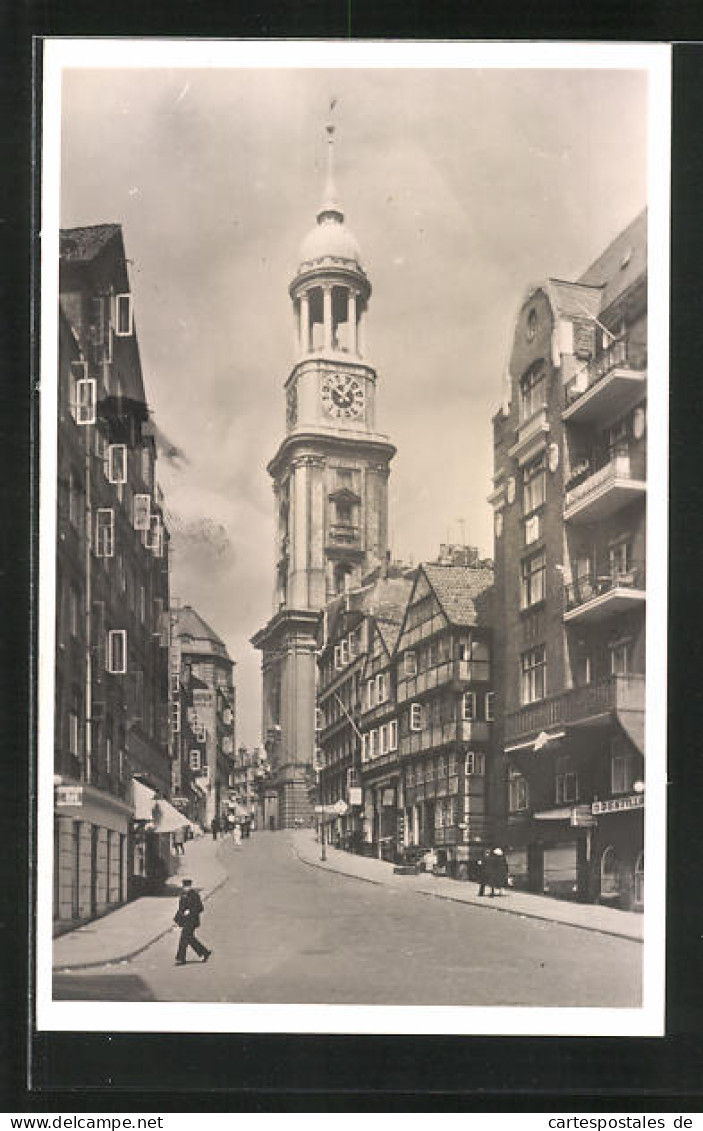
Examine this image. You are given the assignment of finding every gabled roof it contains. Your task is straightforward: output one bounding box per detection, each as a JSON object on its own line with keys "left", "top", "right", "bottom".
{"left": 60, "top": 223, "right": 122, "bottom": 263}
{"left": 174, "top": 605, "right": 232, "bottom": 662}
{"left": 578, "top": 208, "right": 647, "bottom": 314}
{"left": 421, "top": 564, "right": 494, "bottom": 628}
{"left": 375, "top": 617, "right": 404, "bottom": 656}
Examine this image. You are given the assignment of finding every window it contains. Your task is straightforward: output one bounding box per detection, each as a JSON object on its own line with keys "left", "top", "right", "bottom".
{"left": 379, "top": 725, "right": 388, "bottom": 755}
{"left": 389, "top": 719, "right": 398, "bottom": 751}
{"left": 525, "top": 513, "right": 540, "bottom": 545}
{"left": 76, "top": 378, "right": 97, "bottom": 425}
{"left": 315, "top": 708, "right": 323, "bottom": 732}
{"left": 348, "top": 631, "right": 358, "bottom": 658}
{"left": 404, "top": 651, "right": 417, "bottom": 677}
{"left": 68, "top": 687, "right": 81, "bottom": 757}
{"left": 189, "top": 749, "right": 201, "bottom": 772}
{"left": 114, "top": 293, "right": 134, "bottom": 336}
{"left": 462, "top": 692, "right": 476, "bottom": 721}
{"left": 485, "top": 692, "right": 495, "bottom": 722}
{"left": 465, "top": 751, "right": 485, "bottom": 776}
{"left": 555, "top": 760, "right": 579, "bottom": 804}
{"left": 610, "top": 640, "right": 631, "bottom": 676}
{"left": 95, "top": 508, "right": 115, "bottom": 558}
{"left": 600, "top": 846, "right": 619, "bottom": 896}
{"left": 519, "top": 361, "right": 546, "bottom": 422}
{"left": 522, "top": 454, "right": 546, "bottom": 514}
{"left": 366, "top": 679, "right": 376, "bottom": 710}
{"left": 521, "top": 549, "right": 546, "bottom": 609}
{"left": 340, "top": 639, "right": 350, "bottom": 665}
{"left": 133, "top": 494, "right": 151, "bottom": 531}
{"left": 608, "top": 541, "right": 631, "bottom": 578}
{"left": 410, "top": 702, "right": 423, "bottom": 731}
{"left": 370, "top": 729, "right": 379, "bottom": 757}
{"left": 334, "top": 645, "right": 342, "bottom": 669}
{"left": 376, "top": 673, "right": 387, "bottom": 704}
{"left": 361, "top": 733, "right": 369, "bottom": 762}
{"left": 69, "top": 360, "right": 88, "bottom": 420}
{"left": 508, "top": 768, "right": 528, "bottom": 812}
{"left": 107, "top": 444, "right": 127, "bottom": 485}
{"left": 521, "top": 645, "right": 546, "bottom": 704}
{"left": 611, "top": 752, "right": 635, "bottom": 794}
{"left": 69, "top": 585, "right": 80, "bottom": 637}
{"left": 106, "top": 629, "right": 127, "bottom": 674}
{"left": 149, "top": 515, "right": 164, "bottom": 558}
{"left": 141, "top": 446, "right": 152, "bottom": 489}
{"left": 170, "top": 671, "right": 180, "bottom": 697}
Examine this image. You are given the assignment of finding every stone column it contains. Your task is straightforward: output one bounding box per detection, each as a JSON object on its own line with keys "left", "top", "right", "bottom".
{"left": 323, "top": 285, "right": 333, "bottom": 351}
{"left": 300, "top": 292, "right": 310, "bottom": 354}
{"left": 348, "top": 290, "right": 358, "bottom": 355}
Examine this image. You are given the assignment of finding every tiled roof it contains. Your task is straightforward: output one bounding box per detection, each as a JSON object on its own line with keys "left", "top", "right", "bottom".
{"left": 422, "top": 564, "right": 494, "bottom": 627}
{"left": 60, "top": 223, "right": 122, "bottom": 263}
{"left": 578, "top": 208, "right": 647, "bottom": 314}
{"left": 174, "top": 605, "right": 231, "bottom": 661}
{"left": 547, "top": 279, "right": 603, "bottom": 321}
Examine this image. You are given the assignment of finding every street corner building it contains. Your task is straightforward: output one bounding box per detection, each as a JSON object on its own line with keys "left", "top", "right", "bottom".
{"left": 170, "top": 603, "right": 236, "bottom": 831}
{"left": 54, "top": 223, "right": 174, "bottom": 929}
{"left": 490, "top": 209, "right": 647, "bottom": 910}
{"left": 251, "top": 123, "right": 395, "bottom": 829}
{"left": 316, "top": 549, "right": 496, "bottom": 878}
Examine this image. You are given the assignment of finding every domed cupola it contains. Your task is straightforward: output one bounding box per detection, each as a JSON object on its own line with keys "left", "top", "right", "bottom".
{"left": 290, "top": 122, "right": 371, "bottom": 359}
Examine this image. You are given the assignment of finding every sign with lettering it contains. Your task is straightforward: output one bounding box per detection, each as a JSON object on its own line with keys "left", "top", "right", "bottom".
{"left": 591, "top": 793, "right": 644, "bottom": 816}
{"left": 56, "top": 785, "right": 83, "bottom": 807}
{"left": 348, "top": 786, "right": 363, "bottom": 806}
{"left": 570, "top": 804, "right": 596, "bottom": 827}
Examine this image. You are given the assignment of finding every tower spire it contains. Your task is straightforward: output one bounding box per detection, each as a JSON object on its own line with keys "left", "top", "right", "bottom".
{"left": 319, "top": 102, "right": 343, "bottom": 222}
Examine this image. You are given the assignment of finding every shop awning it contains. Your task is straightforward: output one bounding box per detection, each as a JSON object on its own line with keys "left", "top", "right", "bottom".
{"left": 132, "top": 778, "right": 157, "bottom": 822}
{"left": 152, "top": 798, "right": 191, "bottom": 833}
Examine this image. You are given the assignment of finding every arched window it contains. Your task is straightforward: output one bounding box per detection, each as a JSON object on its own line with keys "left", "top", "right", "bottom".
{"left": 600, "top": 845, "right": 620, "bottom": 897}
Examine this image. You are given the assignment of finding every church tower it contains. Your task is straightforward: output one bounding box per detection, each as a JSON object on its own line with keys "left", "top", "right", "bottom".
{"left": 252, "top": 122, "right": 396, "bottom": 828}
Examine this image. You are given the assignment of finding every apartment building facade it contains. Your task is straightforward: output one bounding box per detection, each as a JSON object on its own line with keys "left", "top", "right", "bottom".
{"left": 54, "top": 224, "right": 171, "bottom": 929}
{"left": 491, "top": 210, "right": 647, "bottom": 908}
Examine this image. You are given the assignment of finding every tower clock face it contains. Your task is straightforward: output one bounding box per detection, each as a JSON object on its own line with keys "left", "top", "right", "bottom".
{"left": 321, "top": 373, "right": 365, "bottom": 419}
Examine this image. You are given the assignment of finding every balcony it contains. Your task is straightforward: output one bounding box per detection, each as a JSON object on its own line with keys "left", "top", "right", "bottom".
{"left": 564, "top": 564, "right": 645, "bottom": 624}
{"left": 563, "top": 339, "right": 647, "bottom": 424}
{"left": 326, "top": 523, "right": 363, "bottom": 552}
{"left": 507, "top": 406, "right": 549, "bottom": 465}
{"left": 564, "top": 451, "right": 646, "bottom": 524}
{"left": 397, "top": 658, "right": 490, "bottom": 703}
{"left": 504, "top": 674, "right": 645, "bottom": 744}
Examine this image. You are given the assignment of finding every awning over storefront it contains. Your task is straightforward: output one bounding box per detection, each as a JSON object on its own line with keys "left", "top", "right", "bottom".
{"left": 152, "top": 798, "right": 191, "bottom": 833}
{"left": 132, "top": 778, "right": 157, "bottom": 821}
{"left": 131, "top": 778, "right": 194, "bottom": 833}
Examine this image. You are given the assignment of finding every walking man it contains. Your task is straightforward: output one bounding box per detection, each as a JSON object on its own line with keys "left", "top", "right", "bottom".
{"left": 174, "top": 878, "right": 211, "bottom": 966}
{"left": 173, "top": 826, "right": 185, "bottom": 856}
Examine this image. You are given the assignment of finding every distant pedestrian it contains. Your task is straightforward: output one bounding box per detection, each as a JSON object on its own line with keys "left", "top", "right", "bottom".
{"left": 174, "top": 878, "right": 211, "bottom": 966}
{"left": 476, "top": 849, "right": 491, "bottom": 896}
{"left": 173, "top": 827, "right": 185, "bottom": 856}
{"left": 232, "top": 823, "right": 242, "bottom": 847}
{"left": 491, "top": 848, "right": 509, "bottom": 896}
{"left": 211, "top": 816, "right": 219, "bottom": 841}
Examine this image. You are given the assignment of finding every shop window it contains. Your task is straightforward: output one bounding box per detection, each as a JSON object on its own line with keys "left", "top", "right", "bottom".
{"left": 520, "top": 549, "right": 546, "bottom": 609}
{"left": 521, "top": 645, "right": 546, "bottom": 704}
{"left": 410, "top": 702, "right": 423, "bottom": 731}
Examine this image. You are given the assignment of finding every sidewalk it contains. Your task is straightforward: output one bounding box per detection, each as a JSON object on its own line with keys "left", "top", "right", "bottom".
{"left": 289, "top": 830, "right": 644, "bottom": 943}
{"left": 53, "top": 834, "right": 229, "bottom": 972}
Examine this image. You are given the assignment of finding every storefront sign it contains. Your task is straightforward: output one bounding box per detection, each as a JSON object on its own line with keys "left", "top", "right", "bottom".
{"left": 348, "top": 786, "right": 363, "bottom": 806}
{"left": 56, "top": 784, "right": 83, "bottom": 807}
{"left": 592, "top": 793, "right": 644, "bottom": 816}
{"left": 570, "top": 805, "right": 596, "bottom": 827}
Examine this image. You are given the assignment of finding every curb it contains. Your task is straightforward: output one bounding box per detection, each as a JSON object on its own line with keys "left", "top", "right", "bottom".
{"left": 289, "top": 838, "right": 643, "bottom": 945}
{"left": 53, "top": 872, "right": 229, "bottom": 973}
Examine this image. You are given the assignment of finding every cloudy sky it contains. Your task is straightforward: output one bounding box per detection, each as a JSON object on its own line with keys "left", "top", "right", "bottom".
{"left": 58, "top": 55, "right": 648, "bottom": 747}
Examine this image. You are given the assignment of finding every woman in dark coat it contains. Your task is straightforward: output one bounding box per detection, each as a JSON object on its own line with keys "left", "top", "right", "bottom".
{"left": 486, "top": 848, "right": 509, "bottom": 896}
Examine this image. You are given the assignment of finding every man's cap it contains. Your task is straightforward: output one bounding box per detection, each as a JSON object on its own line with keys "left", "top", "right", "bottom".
{"left": 181, "top": 878, "right": 193, "bottom": 886}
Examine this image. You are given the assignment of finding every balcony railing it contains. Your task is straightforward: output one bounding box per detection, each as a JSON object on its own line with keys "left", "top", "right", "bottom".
{"left": 328, "top": 523, "right": 361, "bottom": 546}
{"left": 564, "top": 338, "right": 647, "bottom": 409}
{"left": 564, "top": 563, "right": 645, "bottom": 611}
{"left": 504, "top": 674, "right": 645, "bottom": 742}
{"left": 397, "top": 658, "right": 491, "bottom": 702}
{"left": 564, "top": 450, "right": 645, "bottom": 523}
